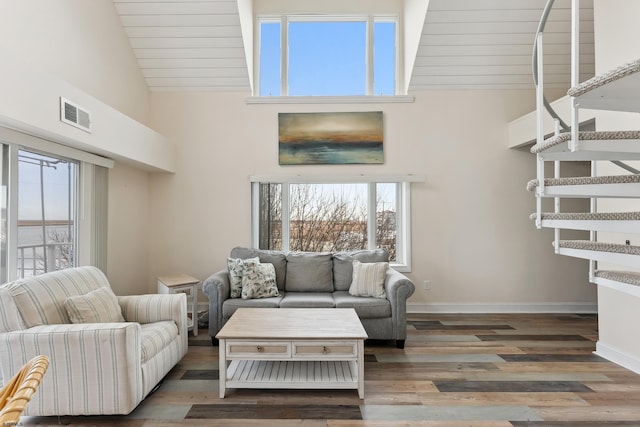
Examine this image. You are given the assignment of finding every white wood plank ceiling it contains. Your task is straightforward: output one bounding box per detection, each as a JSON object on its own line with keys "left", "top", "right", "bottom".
{"left": 113, "top": 0, "right": 250, "bottom": 91}
{"left": 113, "top": 0, "right": 595, "bottom": 93}
{"left": 409, "top": 0, "right": 595, "bottom": 91}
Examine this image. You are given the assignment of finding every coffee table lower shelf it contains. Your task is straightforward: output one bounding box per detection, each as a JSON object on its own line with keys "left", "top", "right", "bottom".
{"left": 225, "top": 359, "right": 359, "bottom": 391}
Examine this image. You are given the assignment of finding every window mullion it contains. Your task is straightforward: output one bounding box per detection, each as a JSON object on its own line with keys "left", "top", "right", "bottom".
{"left": 281, "top": 16, "right": 288, "bottom": 97}
{"left": 6, "top": 144, "right": 18, "bottom": 282}
{"left": 281, "top": 183, "right": 290, "bottom": 252}
{"left": 366, "top": 15, "right": 374, "bottom": 96}
{"left": 367, "top": 183, "right": 376, "bottom": 250}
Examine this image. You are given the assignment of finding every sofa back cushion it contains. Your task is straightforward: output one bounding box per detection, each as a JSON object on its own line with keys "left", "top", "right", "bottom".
{"left": 4, "top": 266, "right": 110, "bottom": 327}
{"left": 230, "top": 247, "right": 287, "bottom": 291}
{"left": 285, "top": 252, "right": 333, "bottom": 292}
{"left": 333, "top": 249, "right": 389, "bottom": 291}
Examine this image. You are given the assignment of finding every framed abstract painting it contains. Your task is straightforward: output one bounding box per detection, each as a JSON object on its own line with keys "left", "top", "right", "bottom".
{"left": 278, "top": 111, "right": 383, "bottom": 165}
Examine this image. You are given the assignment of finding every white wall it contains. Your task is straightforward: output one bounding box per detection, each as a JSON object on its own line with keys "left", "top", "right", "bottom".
{"left": 0, "top": 0, "right": 155, "bottom": 294}
{"left": 149, "top": 90, "right": 596, "bottom": 310}
{"left": 592, "top": 0, "right": 640, "bottom": 372}
{"left": 0, "top": 0, "right": 149, "bottom": 125}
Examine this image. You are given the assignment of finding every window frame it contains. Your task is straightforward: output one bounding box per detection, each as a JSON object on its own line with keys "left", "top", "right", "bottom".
{"left": 0, "top": 126, "right": 113, "bottom": 282}
{"left": 255, "top": 14, "right": 400, "bottom": 97}
{"left": 250, "top": 175, "right": 415, "bottom": 272}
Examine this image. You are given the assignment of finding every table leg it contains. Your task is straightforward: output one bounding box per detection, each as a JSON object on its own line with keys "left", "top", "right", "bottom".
{"left": 357, "top": 339, "right": 364, "bottom": 399}
{"left": 219, "top": 338, "right": 226, "bottom": 398}
{"left": 191, "top": 284, "right": 198, "bottom": 337}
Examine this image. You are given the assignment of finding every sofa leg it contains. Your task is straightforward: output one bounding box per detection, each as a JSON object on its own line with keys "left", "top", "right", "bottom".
{"left": 396, "top": 339, "right": 405, "bottom": 349}
{"left": 211, "top": 337, "right": 219, "bottom": 346}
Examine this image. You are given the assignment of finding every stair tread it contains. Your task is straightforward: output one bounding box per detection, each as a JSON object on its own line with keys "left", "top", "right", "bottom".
{"left": 568, "top": 59, "right": 640, "bottom": 98}
{"left": 531, "top": 130, "right": 640, "bottom": 154}
{"left": 595, "top": 270, "right": 640, "bottom": 287}
{"left": 559, "top": 240, "right": 640, "bottom": 256}
{"left": 526, "top": 174, "right": 640, "bottom": 192}
{"left": 530, "top": 211, "right": 640, "bottom": 221}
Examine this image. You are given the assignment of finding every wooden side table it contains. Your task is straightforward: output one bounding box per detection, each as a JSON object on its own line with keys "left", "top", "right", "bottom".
{"left": 157, "top": 274, "right": 201, "bottom": 336}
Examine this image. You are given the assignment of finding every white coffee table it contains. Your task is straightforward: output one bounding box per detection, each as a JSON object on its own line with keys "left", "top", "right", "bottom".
{"left": 216, "top": 308, "right": 368, "bottom": 398}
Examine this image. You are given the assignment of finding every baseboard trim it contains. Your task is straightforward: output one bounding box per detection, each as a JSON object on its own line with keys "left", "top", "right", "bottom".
{"left": 595, "top": 341, "right": 640, "bottom": 375}
{"left": 407, "top": 302, "right": 598, "bottom": 314}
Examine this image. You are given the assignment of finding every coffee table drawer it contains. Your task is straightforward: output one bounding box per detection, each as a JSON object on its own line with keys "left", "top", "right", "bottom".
{"left": 227, "top": 341, "right": 291, "bottom": 358}
{"left": 293, "top": 341, "right": 357, "bottom": 358}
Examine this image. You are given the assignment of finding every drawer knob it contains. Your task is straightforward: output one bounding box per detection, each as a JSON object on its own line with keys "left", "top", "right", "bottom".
{"left": 322, "top": 346, "right": 329, "bottom": 354}
{"left": 256, "top": 346, "right": 264, "bottom": 353}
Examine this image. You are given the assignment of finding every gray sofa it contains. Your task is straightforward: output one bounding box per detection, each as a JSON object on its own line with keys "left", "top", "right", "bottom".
{"left": 202, "top": 247, "right": 415, "bottom": 349}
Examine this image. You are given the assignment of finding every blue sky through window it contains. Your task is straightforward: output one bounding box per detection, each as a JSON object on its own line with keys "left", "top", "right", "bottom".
{"left": 289, "top": 21, "right": 366, "bottom": 96}
{"left": 259, "top": 18, "right": 396, "bottom": 96}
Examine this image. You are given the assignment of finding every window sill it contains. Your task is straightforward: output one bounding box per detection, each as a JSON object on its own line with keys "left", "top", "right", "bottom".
{"left": 245, "top": 95, "right": 415, "bottom": 105}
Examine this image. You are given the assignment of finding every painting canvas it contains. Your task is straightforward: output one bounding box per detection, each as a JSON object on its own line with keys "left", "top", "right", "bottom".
{"left": 279, "top": 111, "right": 383, "bottom": 165}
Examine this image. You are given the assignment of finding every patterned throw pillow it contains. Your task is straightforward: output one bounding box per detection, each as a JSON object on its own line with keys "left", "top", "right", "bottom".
{"left": 241, "top": 262, "right": 280, "bottom": 300}
{"left": 227, "top": 257, "right": 260, "bottom": 298}
{"left": 64, "top": 287, "right": 125, "bottom": 323}
{"left": 348, "top": 260, "right": 388, "bottom": 298}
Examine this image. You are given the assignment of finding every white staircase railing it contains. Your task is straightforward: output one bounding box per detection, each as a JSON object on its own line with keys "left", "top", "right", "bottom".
{"left": 530, "top": 0, "right": 640, "bottom": 292}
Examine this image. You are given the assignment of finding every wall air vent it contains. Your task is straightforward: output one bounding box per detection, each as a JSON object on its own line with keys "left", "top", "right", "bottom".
{"left": 60, "top": 97, "right": 92, "bottom": 133}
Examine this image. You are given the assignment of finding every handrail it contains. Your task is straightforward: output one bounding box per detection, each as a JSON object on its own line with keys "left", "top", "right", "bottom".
{"left": 532, "top": 0, "right": 570, "bottom": 132}
{"left": 533, "top": 0, "right": 639, "bottom": 175}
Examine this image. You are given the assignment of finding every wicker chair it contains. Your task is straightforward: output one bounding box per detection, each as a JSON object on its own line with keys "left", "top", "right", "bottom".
{"left": 0, "top": 355, "right": 49, "bottom": 426}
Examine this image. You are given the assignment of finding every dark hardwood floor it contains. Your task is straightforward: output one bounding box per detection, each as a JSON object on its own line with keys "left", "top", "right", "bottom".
{"left": 22, "top": 313, "right": 640, "bottom": 426}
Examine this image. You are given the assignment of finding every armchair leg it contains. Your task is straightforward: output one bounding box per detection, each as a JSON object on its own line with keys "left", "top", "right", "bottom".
{"left": 395, "top": 339, "right": 405, "bottom": 349}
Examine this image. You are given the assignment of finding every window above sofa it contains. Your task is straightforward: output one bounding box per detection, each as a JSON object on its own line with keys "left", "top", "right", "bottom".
{"left": 250, "top": 174, "right": 422, "bottom": 272}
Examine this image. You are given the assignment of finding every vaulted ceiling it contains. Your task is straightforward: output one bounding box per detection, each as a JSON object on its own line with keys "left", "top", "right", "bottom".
{"left": 113, "top": 0, "right": 594, "bottom": 93}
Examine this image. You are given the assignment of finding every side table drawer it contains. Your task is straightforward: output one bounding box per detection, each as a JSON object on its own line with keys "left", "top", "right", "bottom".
{"left": 227, "top": 341, "right": 291, "bottom": 359}
{"left": 293, "top": 341, "right": 357, "bottom": 358}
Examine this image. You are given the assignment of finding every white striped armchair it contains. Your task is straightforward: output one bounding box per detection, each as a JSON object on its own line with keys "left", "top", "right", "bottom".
{"left": 0, "top": 266, "right": 188, "bottom": 416}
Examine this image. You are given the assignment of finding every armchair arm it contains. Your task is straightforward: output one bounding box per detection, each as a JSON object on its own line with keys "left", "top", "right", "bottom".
{"left": 384, "top": 269, "right": 416, "bottom": 340}
{"left": 202, "top": 269, "right": 230, "bottom": 338}
{"left": 0, "top": 323, "right": 143, "bottom": 416}
{"left": 118, "top": 293, "right": 188, "bottom": 342}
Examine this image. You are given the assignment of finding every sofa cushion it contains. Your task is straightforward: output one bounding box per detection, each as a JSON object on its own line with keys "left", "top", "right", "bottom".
{"left": 279, "top": 292, "right": 335, "bottom": 308}
{"left": 333, "top": 249, "right": 389, "bottom": 291}
{"left": 285, "top": 252, "right": 333, "bottom": 292}
{"left": 333, "top": 291, "right": 391, "bottom": 319}
{"left": 222, "top": 294, "right": 284, "bottom": 321}
{"left": 64, "top": 287, "right": 125, "bottom": 324}
{"left": 349, "top": 260, "right": 388, "bottom": 298}
{"left": 241, "top": 262, "right": 280, "bottom": 300}
{"left": 140, "top": 320, "right": 179, "bottom": 364}
{"left": 5, "top": 266, "right": 110, "bottom": 327}
{"left": 227, "top": 257, "right": 259, "bottom": 298}
{"left": 230, "top": 247, "right": 287, "bottom": 291}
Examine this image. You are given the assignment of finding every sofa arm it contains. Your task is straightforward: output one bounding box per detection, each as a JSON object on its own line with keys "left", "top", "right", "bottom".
{"left": 202, "top": 269, "right": 230, "bottom": 339}
{"left": 0, "top": 323, "right": 143, "bottom": 415}
{"left": 384, "top": 269, "right": 416, "bottom": 340}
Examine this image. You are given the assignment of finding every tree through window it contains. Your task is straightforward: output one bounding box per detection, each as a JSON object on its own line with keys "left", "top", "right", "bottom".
{"left": 256, "top": 182, "right": 401, "bottom": 263}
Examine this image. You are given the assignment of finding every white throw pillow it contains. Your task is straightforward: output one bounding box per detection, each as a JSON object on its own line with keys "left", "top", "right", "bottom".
{"left": 64, "top": 287, "right": 125, "bottom": 323}
{"left": 241, "top": 262, "right": 280, "bottom": 300}
{"left": 349, "top": 260, "right": 388, "bottom": 298}
{"left": 227, "top": 257, "right": 260, "bottom": 298}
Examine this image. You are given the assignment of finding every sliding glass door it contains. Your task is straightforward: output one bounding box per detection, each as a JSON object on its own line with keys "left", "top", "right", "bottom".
{"left": 17, "top": 150, "right": 78, "bottom": 278}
